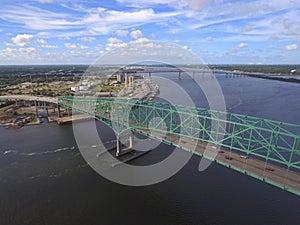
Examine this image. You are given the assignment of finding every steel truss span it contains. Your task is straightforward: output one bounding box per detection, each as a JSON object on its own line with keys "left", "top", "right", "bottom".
{"left": 58, "top": 96, "right": 300, "bottom": 196}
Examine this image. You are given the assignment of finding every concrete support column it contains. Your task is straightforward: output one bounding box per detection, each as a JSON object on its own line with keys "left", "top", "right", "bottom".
{"left": 116, "top": 135, "right": 121, "bottom": 157}
{"left": 116, "top": 134, "right": 133, "bottom": 157}
{"left": 35, "top": 100, "right": 39, "bottom": 117}
{"left": 178, "top": 71, "right": 182, "bottom": 79}
{"left": 58, "top": 105, "right": 61, "bottom": 118}
{"left": 124, "top": 73, "right": 129, "bottom": 87}
{"left": 43, "top": 101, "right": 46, "bottom": 113}
{"left": 129, "top": 135, "right": 133, "bottom": 149}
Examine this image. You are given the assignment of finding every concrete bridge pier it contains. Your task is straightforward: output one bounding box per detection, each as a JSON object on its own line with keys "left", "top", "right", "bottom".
{"left": 46, "top": 106, "right": 49, "bottom": 117}
{"left": 57, "top": 105, "right": 61, "bottom": 117}
{"left": 43, "top": 101, "right": 46, "bottom": 113}
{"left": 116, "top": 134, "right": 133, "bottom": 157}
{"left": 34, "top": 100, "right": 39, "bottom": 117}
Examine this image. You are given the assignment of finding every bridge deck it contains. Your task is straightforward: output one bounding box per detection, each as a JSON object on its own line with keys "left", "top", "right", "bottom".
{"left": 136, "top": 128, "right": 300, "bottom": 195}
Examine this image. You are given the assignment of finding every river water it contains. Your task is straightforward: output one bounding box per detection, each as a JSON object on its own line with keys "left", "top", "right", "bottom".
{"left": 0, "top": 72, "right": 300, "bottom": 225}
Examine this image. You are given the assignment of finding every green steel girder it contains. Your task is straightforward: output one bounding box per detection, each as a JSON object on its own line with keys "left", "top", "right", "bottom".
{"left": 58, "top": 96, "right": 300, "bottom": 171}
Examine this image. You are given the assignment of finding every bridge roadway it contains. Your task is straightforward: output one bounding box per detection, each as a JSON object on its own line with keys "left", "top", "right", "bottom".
{"left": 135, "top": 129, "right": 300, "bottom": 195}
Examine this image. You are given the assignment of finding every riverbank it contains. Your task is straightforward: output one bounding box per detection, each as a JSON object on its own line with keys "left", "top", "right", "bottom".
{"left": 56, "top": 114, "right": 93, "bottom": 125}
{"left": 0, "top": 77, "right": 160, "bottom": 128}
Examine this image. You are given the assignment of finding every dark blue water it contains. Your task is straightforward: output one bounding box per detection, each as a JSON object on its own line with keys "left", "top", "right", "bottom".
{"left": 0, "top": 73, "right": 300, "bottom": 225}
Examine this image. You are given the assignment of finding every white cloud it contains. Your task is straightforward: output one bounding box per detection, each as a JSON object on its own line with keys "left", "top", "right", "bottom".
{"left": 106, "top": 42, "right": 128, "bottom": 51}
{"left": 130, "top": 30, "right": 143, "bottom": 39}
{"left": 205, "top": 36, "right": 214, "bottom": 41}
{"left": 37, "top": 39, "right": 58, "bottom": 48}
{"left": 238, "top": 42, "right": 248, "bottom": 48}
{"left": 285, "top": 44, "right": 298, "bottom": 51}
{"left": 65, "top": 43, "right": 88, "bottom": 49}
{"left": 11, "top": 34, "right": 34, "bottom": 46}
{"left": 106, "top": 37, "right": 128, "bottom": 51}
{"left": 37, "top": 39, "right": 47, "bottom": 45}
{"left": 108, "top": 37, "right": 123, "bottom": 43}
{"left": 0, "top": 4, "right": 181, "bottom": 39}
{"left": 116, "top": 30, "right": 129, "bottom": 37}
{"left": 117, "top": 0, "right": 215, "bottom": 11}
{"left": 42, "top": 45, "right": 58, "bottom": 49}
{"left": 230, "top": 42, "right": 249, "bottom": 53}
{"left": 0, "top": 5, "right": 85, "bottom": 30}
{"left": 0, "top": 47, "right": 37, "bottom": 62}
{"left": 78, "top": 37, "right": 96, "bottom": 42}
{"left": 65, "top": 43, "right": 77, "bottom": 49}
{"left": 79, "top": 44, "right": 89, "bottom": 49}
{"left": 185, "top": 0, "right": 213, "bottom": 11}
{"left": 38, "top": 0, "right": 53, "bottom": 3}
{"left": 116, "top": 0, "right": 175, "bottom": 5}
{"left": 5, "top": 42, "right": 14, "bottom": 47}
{"left": 130, "top": 37, "right": 149, "bottom": 44}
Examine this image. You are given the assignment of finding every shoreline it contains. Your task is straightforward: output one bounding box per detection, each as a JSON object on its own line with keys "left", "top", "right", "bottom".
{"left": 0, "top": 77, "right": 160, "bottom": 128}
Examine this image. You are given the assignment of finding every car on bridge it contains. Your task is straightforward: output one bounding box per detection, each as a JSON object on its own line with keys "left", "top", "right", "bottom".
{"left": 265, "top": 167, "right": 275, "bottom": 172}
{"left": 225, "top": 156, "right": 233, "bottom": 160}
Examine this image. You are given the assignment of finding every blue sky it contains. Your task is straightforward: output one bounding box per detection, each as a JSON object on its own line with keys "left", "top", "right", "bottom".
{"left": 0, "top": 0, "right": 299, "bottom": 64}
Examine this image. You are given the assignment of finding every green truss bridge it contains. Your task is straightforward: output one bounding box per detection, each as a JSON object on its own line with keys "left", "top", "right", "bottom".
{"left": 58, "top": 96, "right": 300, "bottom": 196}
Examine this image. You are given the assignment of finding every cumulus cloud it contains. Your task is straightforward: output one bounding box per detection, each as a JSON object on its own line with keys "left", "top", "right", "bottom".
{"left": 37, "top": 39, "right": 47, "bottom": 44}
{"left": 106, "top": 37, "right": 128, "bottom": 51}
{"left": 78, "top": 37, "right": 96, "bottom": 42}
{"left": 0, "top": 47, "right": 37, "bottom": 63}
{"left": 130, "top": 37, "right": 149, "bottom": 44}
{"left": 130, "top": 30, "right": 143, "bottom": 39}
{"left": 231, "top": 42, "right": 249, "bottom": 53}
{"left": 285, "top": 44, "right": 298, "bottom": 51}
{"left": 238, "top": 42, "right": 248, "bottom": 48}
{"left": 107, "top": 37, "right": 123, "bottom": 44}
{"left": 2, "top": 47, "right": 36, "bottom": 54}
{"left": 116, "top": 30, "right": 129, "bottom": 37}
{"left": 65, "top": 43, "right": 88, "bottom": 49}
{"left": 11, "top": 34, "right": 34, "bottom": 46}
{"left": 37, "top": 39, "right": 57, "bottom": 48}
{"left": 205, "top": 36, "right": 214, "bottom": 41}
{"left": 42, "top": 45, "right": 58, "bottom": 49}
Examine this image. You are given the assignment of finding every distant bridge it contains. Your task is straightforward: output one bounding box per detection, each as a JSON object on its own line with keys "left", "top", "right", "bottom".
{"left": 58, "top": 96, "right": 300, "bottom": 196}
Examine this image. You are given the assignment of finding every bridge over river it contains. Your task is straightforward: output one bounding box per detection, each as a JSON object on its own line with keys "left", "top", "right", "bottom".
{"left": 56, "top": 96, "right": 300, "bottom": 196}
